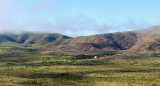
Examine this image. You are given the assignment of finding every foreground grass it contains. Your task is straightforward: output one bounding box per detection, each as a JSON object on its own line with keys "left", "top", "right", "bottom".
{"left": 1, "top": 64, "right": 160, "bottom": 86}
{"left": 0, "top": 47, "right": 160, "bottom": 86}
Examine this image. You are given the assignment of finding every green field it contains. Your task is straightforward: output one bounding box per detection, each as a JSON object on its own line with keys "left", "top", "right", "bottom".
{"left": 0, "top": 47, "right": 160, "bottom": 86}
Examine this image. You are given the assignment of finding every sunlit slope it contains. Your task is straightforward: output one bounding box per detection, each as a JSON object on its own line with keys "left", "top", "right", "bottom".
{"left": 127, "top": 25, "right": 160, "bottom": 53}
{"left": 44, "top": 32, "right": 138, "bottom": 51}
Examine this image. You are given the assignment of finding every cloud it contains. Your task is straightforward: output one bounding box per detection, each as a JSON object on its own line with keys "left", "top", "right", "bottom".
{"left": 0, "top": 0, "right": 153, "bottom": 36}
{"left": 0, "top": 15, "right": 152, "bottom": 36}
{"left": 95, "top": 19, "right": 152, "bottom": 34}
{"left": 95, "top": 23, "right": 116, "bottom": 33}
{"left": 0, "top": 0, "right": 57, "bottom": 33}
{"left": 19, "top": 16, "right": 98, "bottom": 36}
{"left": 0, "top": 0, "right": 57, "bottom": 20}
{"left": 120, "top": 19, "right": 152, "bottom": 30}
{"left": 20, "top": 17, "right": 152, "bottom": 36}
{"left": 51, "top": 16, "right": 98, "bottom": 36}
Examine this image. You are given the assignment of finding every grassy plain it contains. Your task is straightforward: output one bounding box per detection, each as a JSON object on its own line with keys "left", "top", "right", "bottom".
{"left": 0, "top": 47, "right": 160, "bottom": 86}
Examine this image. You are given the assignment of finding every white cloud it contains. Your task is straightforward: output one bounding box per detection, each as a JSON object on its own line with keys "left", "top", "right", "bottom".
{"left": 0, "top": 0, "right": 153, "bottom": 36}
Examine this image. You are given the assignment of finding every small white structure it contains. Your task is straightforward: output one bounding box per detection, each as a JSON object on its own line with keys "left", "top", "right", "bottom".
{"left": 94, "top": 56, "right": 98, "bottom": 59}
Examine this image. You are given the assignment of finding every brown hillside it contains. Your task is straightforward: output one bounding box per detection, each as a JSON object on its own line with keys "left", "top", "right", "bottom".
{"left": 44, "top": 32, "right": 138, "bottom": 51}
{"left": 126, "top": 25, "right": 160, "bottom": 54}
{"left": 1, "top": 25, "right": 160, "bottom": 54}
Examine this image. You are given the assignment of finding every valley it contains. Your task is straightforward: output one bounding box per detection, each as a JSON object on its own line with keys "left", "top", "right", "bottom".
{"left": 0, "top": 26, "right": 160, "bottom": 86}
{"left": 0, "top": 46, "right": 160, "bottom": 86}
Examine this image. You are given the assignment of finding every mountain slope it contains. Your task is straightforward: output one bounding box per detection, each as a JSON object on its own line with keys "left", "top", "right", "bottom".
{"left": 2, "top": 32, "right": 71, "bottom": 45}
{"left": 44, "top": 31, "right": 138, "bottom": 51}
{"left": 15, "top": 32, "right": 71, "bottom": 44}
{"left": 1, "top": 26, "right": 160, "bottom": 54}
{"left": 43, "top": 25, "right": 160, "bottom": 53}
{"left": 0, "top": 34, "right": 16, "bottom": 43}
{"left": 127, "top": 25, "right": 160, "bottom": 54}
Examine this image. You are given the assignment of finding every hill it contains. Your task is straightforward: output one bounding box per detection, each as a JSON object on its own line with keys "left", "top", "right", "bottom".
{"left": 127, "top": 25, "right": 160, "bottom": 54}
{"left": 0, "top": 32, "right": 71, "bottom": 45}
{"left": 0, "top": 26, "right": 160, "bottom": 54}
{"left": 44, "top": 25, "right": 160, "bottom": 54}
{"left": 44, "top": 31, "right": 138, "bottom": 51}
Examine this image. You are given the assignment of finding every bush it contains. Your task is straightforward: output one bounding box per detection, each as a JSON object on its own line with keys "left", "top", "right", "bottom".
{"left": 75, "top": 54, "right": 94, "bottom": 59}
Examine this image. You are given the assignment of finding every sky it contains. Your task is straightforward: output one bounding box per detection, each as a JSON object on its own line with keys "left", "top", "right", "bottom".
{"left": 0, "top": 0, "right": 160, "bottom": 36}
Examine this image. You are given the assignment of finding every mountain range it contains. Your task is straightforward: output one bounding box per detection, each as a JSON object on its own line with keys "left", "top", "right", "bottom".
{"left": 1, "top": 25, "right": 160, "bottom": 54}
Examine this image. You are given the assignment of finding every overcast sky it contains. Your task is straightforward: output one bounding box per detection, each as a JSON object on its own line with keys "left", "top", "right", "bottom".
{"left": 0, "top": 0, "right": 159, "bottom": 36}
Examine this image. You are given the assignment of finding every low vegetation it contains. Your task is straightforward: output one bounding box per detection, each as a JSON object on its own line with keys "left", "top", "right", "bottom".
{"left": 0, "top": 46, "right": 159, "bottom": 86}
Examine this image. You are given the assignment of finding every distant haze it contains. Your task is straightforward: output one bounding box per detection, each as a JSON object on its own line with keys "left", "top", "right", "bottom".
{"left": 0, "top": 0, "right": 159, "bottom": 36}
